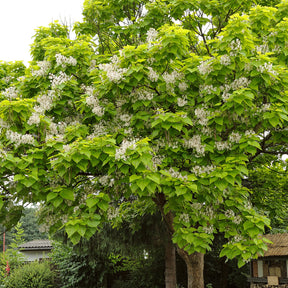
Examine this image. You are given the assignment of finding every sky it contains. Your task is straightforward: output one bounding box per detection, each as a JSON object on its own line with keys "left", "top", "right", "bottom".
{"left": 0, "top": 0, "right": 84, "bottom": 64}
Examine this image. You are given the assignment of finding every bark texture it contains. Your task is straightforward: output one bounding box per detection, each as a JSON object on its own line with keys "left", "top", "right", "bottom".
{"left": 165, "top": 240, "right": 177, "bottom": 288}
{"left": 177, "top": 248, "right": 204, "bottom": 288}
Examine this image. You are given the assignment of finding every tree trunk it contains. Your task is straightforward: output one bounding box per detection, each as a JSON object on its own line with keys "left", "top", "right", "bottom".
{"left": 165, "top": 239, "right": 177, "bottom": 288}
{"left": 177, "top": 248, "right": 204, "bottom": 288}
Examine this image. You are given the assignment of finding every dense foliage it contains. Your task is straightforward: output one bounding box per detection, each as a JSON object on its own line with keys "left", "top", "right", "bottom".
{"left": 1, "top": 0, "right": 288, "bottom": 287}
{"left": 4, "top": 261, "right": 54, "bottom": 288}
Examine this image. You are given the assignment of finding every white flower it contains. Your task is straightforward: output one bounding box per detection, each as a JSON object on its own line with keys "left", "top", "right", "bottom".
{"left": 31, "top": 61, "right": 51, "bottom": 77}
{"left": 195, "top": 107, "right": 209, "bottom": 126}
{"left": 146, "top": 28, "right": 158, "bottom": 43}
{"left": 177, "top": 96, "right": 187, "bottom": 107}
{"left": 225, "top": 209, "right": 235, "bottom": 218}
{"left": 162, "top": 70, "right": 182, "bottom": 85}
{"left": 203, "top": 225, "right": 214, "bottom": 234}
{"left": 119, "top": 114, "right": 132, "bottom": 126}
{"left": 115, "top": 139, "right": 138, "bottom": 160}
{"left": 215, "top": 141, "right": 231, "bottom": 151}
{"left": 99, "top": 55, "right": 127, "bottom": 83}
{"left": 191, "top": 165, "right": 216, "bottom": 176}
{"left": 63, "top": 144, "right": 71, "bottom": 153}
{"left": 179, "top": 213, "right": 190, "bottom": 223}
{"left": 184, "top": 135, "right": 205, "bottom": 156}
{"left": 55, "top": 54, "right": 77, "bottom": 68}
{"left": 257, "top": 62, "right": 278, "bottom": 77}
{"left": 6, "top": 130, "right": 35, "bottom": 147}
{"left": 198, "top": 60, "right": 213, "bottom": 75}
{"left": 27, "top": 112, "right": 41, "bottom": 126}
{"left": 49, "top": 72, "right": 72, "bottom": 88}
{"left": 229, "top": 132, "right": 241, "bottom": 143}
{"left": 147, "top": 67, "right": 159, "bottom": 82}
{"left": 230, "top": 39, "right": 242, "bottom": 56}
{"left": 178, "top": 82, "right": 188, "bottom": 91}
{"left": 220, "top": 55, "right": 231, "bottom": 66}
{"left": 2, "top": 87, "right": 19, "bottom": 100}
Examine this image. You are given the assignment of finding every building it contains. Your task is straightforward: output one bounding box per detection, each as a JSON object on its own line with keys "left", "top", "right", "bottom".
{"left": 249, "top": 233, "right": 288, "bottom": 287}
{"left": 18, "top": 239, "right": 53, "bottom": 262}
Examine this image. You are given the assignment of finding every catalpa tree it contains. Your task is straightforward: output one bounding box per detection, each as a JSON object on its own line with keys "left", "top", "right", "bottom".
{"left": 1, "top": 1, "right": 288, "bottom": 288}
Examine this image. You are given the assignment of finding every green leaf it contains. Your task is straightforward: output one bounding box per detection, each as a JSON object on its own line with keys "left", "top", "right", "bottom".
{"left": 53, "top": 197, "right": 63, "bottom": 208}
{"left": 60, "top": 189, "right": 74, "bottom": 201}
{"left": 86, "top": 197, "right": 99, "bottom": 209}
{"left": 137, "top": 178, "right": 149, "bottom": 191}
{"left": 98, "top": 200, "right": 109, "bottom": 211}
{"left": 47, "top": 192, "right": 58, "bottom": 202}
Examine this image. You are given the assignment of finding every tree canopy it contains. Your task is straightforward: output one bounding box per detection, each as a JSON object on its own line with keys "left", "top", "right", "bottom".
{"left": 1, "top": 1, "right": 288, "bottom": 287}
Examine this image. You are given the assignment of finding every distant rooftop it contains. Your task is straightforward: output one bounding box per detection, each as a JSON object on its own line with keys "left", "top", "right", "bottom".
{"left": 18, "top": 239, "right": 52, "bottom": 251}
{"left": 262, "top": 233, "right": 288, "bottom": 257}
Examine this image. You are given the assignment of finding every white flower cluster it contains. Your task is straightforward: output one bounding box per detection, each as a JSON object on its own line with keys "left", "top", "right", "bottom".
{"left": 178, "top": 82, "right": 188, "bottom": 91}
{"left": 203, "top": 225, "right": 214, "bottom": 234}
{"left": 225, "top": 209, "right": 235, "bottom": 218}
{"left": 28, "top": 90, "right": 56, "bottom": 126}
{"left": 84, "top": 86, "right": 105, "bottom": 117}
{"left": 245, "top": 130, "right": 255, "bottom": 137}
{"left": 55, "top": 53, "right": 77, "bottom": 68}
{"left": 255, "top": 43, "right": 269, "bottom": 54}
{"left": 131, "top": 89, "right": 154, "bottom": 102}
{"left": 162, "top": 70, "right": 183, "bottom": 87}
{"left": 62, "top": 144, "right": 71, "bottom": 153}
{"left": 146, "top": 28, "right": 158, "bottom": 43}
{"left": 119, "top": 114, "right": 132, "bottom": 127}
{"left": 229, "top": 132, "right": 241, "bottom": 143}
{"left": 257, "top": 62, "right": 278, "bottom": 77}
{"left": 2, "top": 86, "right": 19, "bottom": 100}
{"left": 168, "top": 167, "right": 188, "bottom": 181}
{"left": 99, "top": 55, "right": 127, "bottom": 83}
{"left": 231, "top": 77, "right": 251, "bottom": 90}
{"left": 177, "top": 96, "right": 188, "bottom": 107}
{"left": 198, "top": 60, "right": 213, "bottom": 75}
{"left": 184, "top": 135, "right": 205, "bottom": 156}
{"left": 215, "top": 141, "right": 231, "bottom": 151}
{"left": 230, "top": 39, "right": 242, "bottom": 56}
{"left": 152, "top": 154, "right": 164, "bottom": 170}
{"left": 45, "top": 121, "right": 67, "bottom": 142}
{"left": 3, "top": 76, "right": 12, "bottom": 83}
{"left": 107, "top": 207, "right": 120, "bottom": 221}
{"left": 195, "top": 107, "right": 210, "bottom": 126}
{"left": 6, "top": 130, "right": 35, "bottom": 147}
{"left": 115, "top": 139, "right": 138, "bottom": 160}
{"left": 147, "top": 67, "right": 159, "bottom": 82}
{"left": 220, "top": 55, "right": 231, "bottom": 66}
{"left": 259, "top": 103, "right": 271, "bottom": 113}
{"left": 98, "top": 175, "right": 114, "bottom": 187}
{"left": 203, "top": 206, "right": 214, "bottom": 219}
{"left": 179, "top": 213, "right": 190, "bottom": 223}
{"left": 220, "top": 77, "right": 251, "bottom": 102}
{"left": 191, "top": 165, "right": 216, "bottom": 176}
{"left": 49, "top": 72, "right": 72, "bottom": 88}
{"left": 31, "top": 61, "right": 51, "bottom": 77}
{"left": 0, "top": 148, "right": 7, "bottom": 160}
{"left": 36, "top": 90, "right": 56, "bottom": 113}
{"left": 199, "top": 84, "right": 217, "bottom": 97}
{"left": 87, "top": 121, "right": 108, "bottom": 139}
{"left": 27, "top": 112, "right": 41, "bottom": 126}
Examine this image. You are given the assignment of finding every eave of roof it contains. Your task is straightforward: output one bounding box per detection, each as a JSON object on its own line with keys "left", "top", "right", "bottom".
{"left": 18, "top": 239, "right": 52, "bottom": 251}
{"left": 261, "top": 233, "right": 288, "bottom": 257}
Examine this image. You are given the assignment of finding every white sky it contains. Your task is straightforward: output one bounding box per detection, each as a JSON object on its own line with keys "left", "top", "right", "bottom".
{"left": 0, "top": 0, "right": 84, "bottom": 64}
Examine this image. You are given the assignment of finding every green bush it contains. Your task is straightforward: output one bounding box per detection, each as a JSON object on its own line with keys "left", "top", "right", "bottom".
{"left": 4, "top": 261, "right": 54, "bottom": 288}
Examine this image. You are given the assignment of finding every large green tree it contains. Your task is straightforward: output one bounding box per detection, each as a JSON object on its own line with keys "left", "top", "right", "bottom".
{"left": 1, "top": 1, "right": 288, "bottom": 287}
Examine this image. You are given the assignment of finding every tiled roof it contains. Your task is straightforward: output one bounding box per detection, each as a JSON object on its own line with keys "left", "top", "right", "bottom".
{"left": 262, "top": 233, "right": 288, "bottom": 257}
{"left": 18, "top": 239, "right": 52, "bottom": 251}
